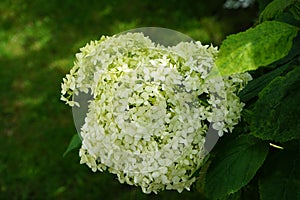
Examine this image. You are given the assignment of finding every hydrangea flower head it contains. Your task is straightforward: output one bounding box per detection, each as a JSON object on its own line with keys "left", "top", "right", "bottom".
{"left": 61, "top": 32, "right": 251, "bottom": 193}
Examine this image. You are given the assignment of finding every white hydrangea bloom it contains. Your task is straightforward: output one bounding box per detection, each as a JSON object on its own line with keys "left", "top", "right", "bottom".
{"left": 60, "top": 32, "right": 251, "bottom": 193}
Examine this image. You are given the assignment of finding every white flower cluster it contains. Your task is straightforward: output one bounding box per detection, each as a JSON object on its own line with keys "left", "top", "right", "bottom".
{"left": 60, "top": 32, "right": 252, "bottom": 193}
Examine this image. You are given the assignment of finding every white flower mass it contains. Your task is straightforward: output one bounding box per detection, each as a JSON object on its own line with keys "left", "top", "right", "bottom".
{"left": 60, "top": 32, "right": 252, "bottom": 193}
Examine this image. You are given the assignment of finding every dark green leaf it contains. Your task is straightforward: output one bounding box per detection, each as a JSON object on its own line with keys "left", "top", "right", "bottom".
{"left": 249, "top": 66, "right": 300, "bottom": 142}
{"left": 216, "top": 21, "right": 298, "bottom": 76}
{"left": 289, "top": 2, "right": 300, "bottom": 21}
{"left": 259, "top": 0, "right": 297, "bottom": 22}
{"left": 220, "top": 190, "right": 242, "bottom": 200}
{"left": 257, "top": 0, "right": 273, "bottom": 13}
{"left": 239, "top": 63, "right": 291, "bottom": 102}
{"left": 63, "top": 134, "right": 82, "bottom": 157}
{"left": 259, "top": 150, "right": 300, "bottom": 200}
{"left": 204, "top": 135, "right": 269, "bottom": 199}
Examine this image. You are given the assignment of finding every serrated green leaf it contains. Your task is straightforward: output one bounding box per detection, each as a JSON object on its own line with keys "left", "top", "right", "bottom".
{"left": 259, "top": 150, "right": 300, "bottom": 200}
{"left": 249, "top": 66, "right": 300, "bottom": 142}
{"left": 204, "top": 135, "right": 269, "bottom": 200}
{"left": 63, "top": 134, "right": 81, "bottom": 157}
{"left": 259, "top": 0, "right": 297, "bottom": 22}
{"left": 216, "top": 21, "right": 298, "bottom": 76}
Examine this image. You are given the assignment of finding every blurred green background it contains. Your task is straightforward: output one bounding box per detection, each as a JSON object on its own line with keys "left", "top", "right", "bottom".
{"left": 0, "top": 0, "right": 258, "bottom": 199}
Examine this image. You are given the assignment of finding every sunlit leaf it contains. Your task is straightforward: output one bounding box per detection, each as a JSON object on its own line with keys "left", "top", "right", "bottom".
{"left": 216, "top": 21, "right": 298, "bottom": 76}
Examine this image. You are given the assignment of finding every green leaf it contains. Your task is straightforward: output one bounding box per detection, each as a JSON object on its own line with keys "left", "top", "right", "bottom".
{"left": 63, "top": 134, "right": 81, "bottom": 157}
{"left": 220, "top": 190, "right": 242, "bottom": 200}
{"left": 249, "top": 66, "right": 300, "bottom": 142}
{"left": 239, "top": 33, "right": 300, "bottom": 102}
{"left": 216, "top": 21, "right": 298, "bottom": 76}
{"left": 257, "top": 0, "right": 273, "bottom": 13}
{"left": 289, "top": 2, "right": 300, "bottom": 21}
{"left": 259, "top": 0, "right": 297, "bottom": 22}
{"left": 204, "top": 135, "right": 269, "bottom": 199}
{"left": 259, "top": 150, "right": 300, "bottom": 200}
{"left": 239, "top": 62, "right": 291, "bottom": 102}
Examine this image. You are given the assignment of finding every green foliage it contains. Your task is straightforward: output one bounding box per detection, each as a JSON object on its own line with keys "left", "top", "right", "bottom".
{"left": 63, "top": 134, "right": 81, "bottom": 157}
{"left": 259, "top": 0, "right": 297, "bottom": 22}
{"left": 202, "top": 0, "right": 300, "bottom": 199}
{"left": 248, "top": 66, "right": 300, "bottom": 142}
{"left": 221, "top": 191, "right": 242, "bottom": 200}
{"left": 215, "top": 21, "right": 298, "bottom": 76}
{"left": 257, "top": 0, "right": 273, "bottom": 12}
{"left": 289, "top": 2, "right": 300, "bottom": 21}
{"left": 238, "top": 62, "right": 291, "bottom": 102}
{"left": 204, "top": 135, "right": 269, "bottom": 200}
{"left": 259, "top": 149, "right": 300, "bottom": 200}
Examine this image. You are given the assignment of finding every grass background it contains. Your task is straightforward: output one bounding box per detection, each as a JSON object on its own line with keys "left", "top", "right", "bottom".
{"left": 0, "top": 0, "right": 258, "bottom": 199}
